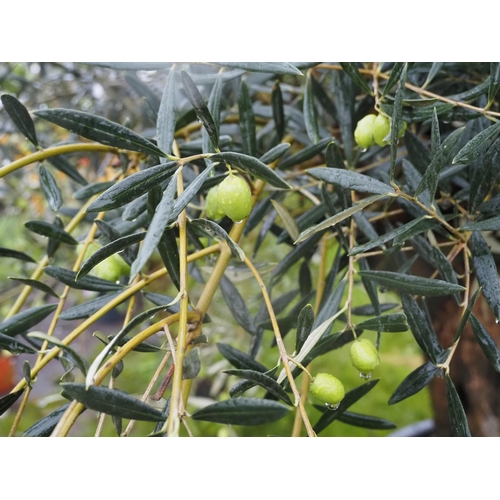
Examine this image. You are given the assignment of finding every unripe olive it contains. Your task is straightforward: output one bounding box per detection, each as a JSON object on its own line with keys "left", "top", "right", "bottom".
{"left": 350, "top": 338, "right": 379, "bottom": 374}
{"left": 77, "top": 242, "right": 130, "bottom": 282}
{"left": 309, "top": 372, "right": 345, "bottom": 406}
{"left": 372, "top": 114, "right": 391, "bottom": 146}
{"left": 354, "top": 114, "right": 376, "bottom": 149}
{"left": 205, "top": 186, "right": 225, "bottom": 220}
{"left": 217, "top": 175, "right": 253, "bottom": 223}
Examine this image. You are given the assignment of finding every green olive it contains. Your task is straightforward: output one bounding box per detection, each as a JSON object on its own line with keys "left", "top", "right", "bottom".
{"left": 372, "top": 114, "right": 391, "bottom": 146}
{"left": 354, "top": 114, "right": 376, "bottom": 149}
{"left": 205, "top": 186, "right": 226, "bottom": 220}
{"left": 217, "top": 174, "right": 253, "bottom": 223}
{"left": 350, "top": 338, "right": 379, "bottom": 374}
{"left": 309, "top": 373, "right": 345, "bottom": 406}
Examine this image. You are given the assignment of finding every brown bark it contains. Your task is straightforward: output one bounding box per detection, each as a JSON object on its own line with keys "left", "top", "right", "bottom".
{"left": 428, "top": 292, "right": 500, "bottom": 436}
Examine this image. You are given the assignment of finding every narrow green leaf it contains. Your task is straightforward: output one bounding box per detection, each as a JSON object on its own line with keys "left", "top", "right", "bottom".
{"left": 1, "top": 94, "right": 38, "bottom": 146}
{"left": 304, "top": 69, "right": 319, "bottom": 144}
{"left": 469, "top": 138, "right": 500, "bottom": 214}
{"left": 441, "top": 126, "right": 465, "bottom": 165}
{"left": 86, "top": 161, "right": 178, "bottom": 212}
{"left": 181, "top": 70, "right": 219, "bottom": 150}
{"left": 44, "top": 265, "right": 124, "bottom": 292}
{"left": 77, "top": 232, "right": 144, "bottom": 280}
{"left": 73, "top": 181, "right": 115, "bottom": 200}
{"left": 61, "top": 383, "right": 167, "bottom": 421}
{"left": 0, "top": 332, "right": 38, "bottom": 354}
{"left": 404, "top": 132, "right": 431, "bottom": 175}
{"left": 203, "top": 70, "right": 224, "bottom": 163}
{"left": 415, "top": 108, "right": 441, "bottom": 199}
{"left": 470, "top": 231, "right": 500, "bottom": 320}
{"left": 47, "top": 155, "right": 87, "bottom": 186}
{"left": 190, "top": 219, "right": 244, "bottom": 261}
{"left": 260, "top": 143, "right": 290, "bottom": 164}
{"left": 338, "top": 411, "right": 397, "bottom": 430}
{"left": 295, "top": 304, "right": 314, "bottom": 353}
{"left": 390, "top": 63, "right": 407, "bottom": 182}
{"left": 117, "top": 303, "right": 176, "bottom": 340}
{"left": 272, "top": 80, "right": 285, "bottom": 141}
{"left": 0, "top": 304, "right": 57, "bottom": 337}
{"left": 210, "top": 151, "right": 290, "bottom": 189}
{"left": 192, "top": 397, "right": 289, "bottom": 425}
{"left": 38, "top": 165, "right": 63, "bottom": 212}
{"left": 220, "top": 276, "right": 257, "bottom": 335}
{"left": 445, "top": 374, "right": 471, "bottom": 437}
{"left": 453, "top": 121, "right": 500, "bottom": 164}
{"left": 461, "top": 214, "right": 500, "bottom": 231}
{"left": 423, "top": 62, "right": 444, "bottom": 88}
{"left": 314, "top": 379, "right": 380, "bottom": 434}
{"left": 157, "top": 228, "right": 181, "bottom": 291}
{"left": 389, "top": 361, "right": 439, "bottom": 405}
{"left": 358, "top": 270, "right": 465, "bottom": 297}
{"left": 8, "top": 277, "right": 60, "bottom": 298}
{"left": 401, "top": 293, "right": 443, "bottom": 363}
{"left": 349, "top": 216, "right": 431, "bottom": 256}
{"left": 381, "top": 63, "right": 405, "bottom": 98}
{"left": 278, "top": 137, "right": 331, "bottom": 170}
{"left": 28, "top": 332, "right": 88, "bottom": 375}
{"left": 357, "top": 313, "right": 408, "bottom": 333}
{"left": 217, "top": 343, "right": 267, "bottom": 372}
{"left": 488, "top": 63, "right": 500, "bottom": 106}
{"left": 453, "top": 288, "right": 481, "bottom": 343}
{"left": 224, "top": 369, "right": 293, "bottom": 406}
{"left": 295, "top": 194, "right": 390, "bottom": 244}
{"left": 157, "top": 65, "right": 176, "bottom": 156}
{"left": 213, "top": 62, "right": 302, "bottom": 75}
{"left": 339, "top": 63, "right": 372, "bottom": 95}
{"left": 94, "top": 220, "right": 136, "bottom": 265}
{"left": 168, "top": 165, "right": 215, "bottom": 223}
{"left": 239, "top": 80, "right": 257, "bottom": 157}
{"left": 470, "top": 314, "right": 500, "bottom": 373}
{"left": 314, "top": 278, "right": 346, "bottom": 329}
{"left": 432, "top": 246, "right": 461, "bottom": 304}
{"left": 0, "top": 247, "right": 35, "bottom": 263}
{"left": 34, "top": 108, "right": 166, "bottom": 157}
{"left": 352, "top": 303, "right": 397, "bottom": 316}
{"left": 25, "top": 220, "right": 77, "bottom": 245}
{"left": 183, "top": 348, "right": 201, "bottom": 380}
{"left": 21, "top": 404, "right": 71, "bottom": 437}
{"left": 270, "top": 200, "right": 299, "bottom": 242}
{"left": 59, "top": 291, "right": 123, "bottom": 320}
{"left": 45, "top": 216, "right": 63, "bottom": 258}
{"left": 308, "top": 167, "right": 395, "bottom": 195}
{"left": 130, "top": 172, "right": 178, "bottom": 281}
{"left": 0, "top": 390, "right": 24, "bottom": 417}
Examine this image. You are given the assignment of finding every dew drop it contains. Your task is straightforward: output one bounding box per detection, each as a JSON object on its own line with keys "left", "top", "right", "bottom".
{"left": 496, "top": 318, "right": 499, "bottom": 325}
{"left": 360, "top": 372, "right": 372, "bottom": 380}
{"left": 326, "top": 403, "right": 340, "bottom": 411}
{"left": 234, "top": 220, "right": 243, "bottom": 225}
{"left": 360, "top": 148, "right": 368, "bottom": 153}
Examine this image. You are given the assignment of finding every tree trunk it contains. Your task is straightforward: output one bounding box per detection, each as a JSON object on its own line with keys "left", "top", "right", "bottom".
{"left": 428, "top": 290, "right": 500, "bottom": 436}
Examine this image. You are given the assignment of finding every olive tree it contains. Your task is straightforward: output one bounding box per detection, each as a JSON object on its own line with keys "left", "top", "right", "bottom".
{"left": 1, "top": 62, "right": 499, "bottom": 437}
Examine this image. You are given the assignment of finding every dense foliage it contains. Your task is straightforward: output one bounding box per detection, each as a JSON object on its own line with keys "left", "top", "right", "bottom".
{"left": 1, "top": 62, "right": 500, "bottom": 437}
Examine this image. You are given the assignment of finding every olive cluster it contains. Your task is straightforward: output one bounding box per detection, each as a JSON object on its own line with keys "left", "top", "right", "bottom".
{"left": 354, "top": 113, "right": 406, "bottom": 149}
{"left": 205, "top": 175, "right": 253, "bottom": 223}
